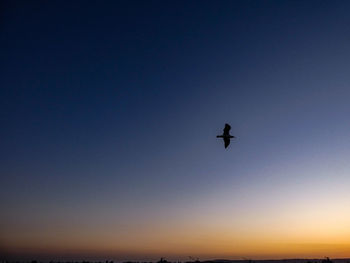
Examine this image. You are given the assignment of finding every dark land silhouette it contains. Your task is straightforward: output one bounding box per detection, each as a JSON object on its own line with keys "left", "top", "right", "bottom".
{"left": 3, "top": 257, "right": 350, "bottom": 263}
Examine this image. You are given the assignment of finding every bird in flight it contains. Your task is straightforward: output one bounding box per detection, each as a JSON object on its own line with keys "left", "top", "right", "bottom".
{"left": 217, "top": 123, "right": 235, "bottom": 148}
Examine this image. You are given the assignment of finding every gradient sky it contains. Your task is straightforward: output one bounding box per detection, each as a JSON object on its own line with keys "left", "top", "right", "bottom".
{"left": 1, "top": 0, "right": 350, "bottom": 261}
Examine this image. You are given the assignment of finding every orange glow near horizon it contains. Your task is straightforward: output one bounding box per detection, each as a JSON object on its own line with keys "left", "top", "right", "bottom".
{"left": 2, "top": 171, "right": 350, "bottom": 260}
{"left": 2, "top": 241, "right": 350, "bottom": 260}
{"left": 2, "top": 199, "right": 350, "bottom": 260}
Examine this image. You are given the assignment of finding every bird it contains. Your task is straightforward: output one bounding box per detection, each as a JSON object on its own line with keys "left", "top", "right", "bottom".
{"left": 217, "top": 123, "right": 235, "bottom": 148}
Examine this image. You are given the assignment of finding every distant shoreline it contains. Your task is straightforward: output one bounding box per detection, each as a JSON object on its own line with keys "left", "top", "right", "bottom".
{"left": 2, "top": 258, "right": 350, "bottom": 263}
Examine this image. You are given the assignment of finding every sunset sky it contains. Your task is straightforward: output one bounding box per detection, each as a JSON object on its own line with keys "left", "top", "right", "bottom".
{"left": 1, "top": 0, "right": 350, "bottom": 261}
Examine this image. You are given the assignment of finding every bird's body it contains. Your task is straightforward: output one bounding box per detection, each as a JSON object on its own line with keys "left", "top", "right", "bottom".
{"left": 217, "top": 123, "right": 235, "bottom": 148}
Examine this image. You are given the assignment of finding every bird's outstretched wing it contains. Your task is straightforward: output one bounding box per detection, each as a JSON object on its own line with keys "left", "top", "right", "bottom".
{"left": 224, "top": 138, "right": 230, "bottom": 148}
{"left": 223, "top": 123, "right": 231, "bottom": 135}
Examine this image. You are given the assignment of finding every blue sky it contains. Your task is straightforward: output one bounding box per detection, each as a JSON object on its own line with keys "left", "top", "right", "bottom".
{"left": 1, "top": 1, "right": 350, "bottom": 260}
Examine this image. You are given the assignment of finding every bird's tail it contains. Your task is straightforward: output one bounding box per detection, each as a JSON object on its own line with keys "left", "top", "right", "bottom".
{"left": 217, "top": 135, "right": 223, "bottom": 138}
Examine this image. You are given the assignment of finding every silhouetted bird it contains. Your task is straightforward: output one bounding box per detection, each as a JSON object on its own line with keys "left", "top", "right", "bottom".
{"left": 217, "top": 123, "right": 235, "bottom": 148}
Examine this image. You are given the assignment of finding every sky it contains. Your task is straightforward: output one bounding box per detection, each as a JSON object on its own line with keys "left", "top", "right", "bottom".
{"left": 1, "top": 0, "right": 350, "bottom": 261}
